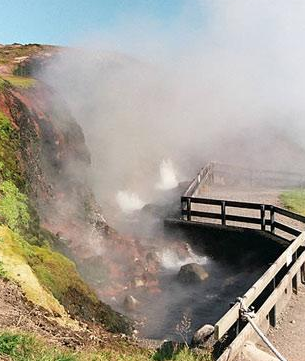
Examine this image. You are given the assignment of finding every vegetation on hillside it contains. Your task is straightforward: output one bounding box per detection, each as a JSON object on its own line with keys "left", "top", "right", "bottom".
{"left": 0, "top": 44, "right": 213, "bottom": 360}
{"left": 0, "top": 331, "right": 212, "bottom": 361}
{"left": 0, "top": 111, "right": 24, "bottom": 188}
{"left": 1, "top": 75, "right": 36, "bottom": 88}
{"left": 0, "top": 107, "right": 131, "bottom": 334}
{"left": 280, "top": 189, "right": 305, "bottom": 215}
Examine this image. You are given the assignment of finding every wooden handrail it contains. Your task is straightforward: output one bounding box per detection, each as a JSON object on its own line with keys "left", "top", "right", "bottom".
{"left": 216, "top": 246, "right": 305, "bottom": 360}
{"left": 180, "top": 162, "right": 305, "bottom": 358}
{"left": 214, "top": 231, "right": 305, "bottom": 340}
{"left": 181, "top": 196, "right": 304, "bottom": 237}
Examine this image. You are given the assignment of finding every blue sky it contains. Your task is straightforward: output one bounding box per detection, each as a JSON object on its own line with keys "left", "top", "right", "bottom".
{"left": 0, "top": 0, "right": 205, "bottom": 46}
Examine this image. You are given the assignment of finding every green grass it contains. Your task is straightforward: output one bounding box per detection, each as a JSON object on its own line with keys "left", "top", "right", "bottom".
{"left": 0, "top": 111, "right": 24, "bottom": 189}
{"left": 0, "top": 332, "right": 78, "bottom": 361}
{"left": 0, "top": 77, "right": 6, "bottom": 91}
{"left": 0, "top": 331, "right": 212, "bottom": 361}
{"left": 280, "top": 189, "right": 305, "bottom": 215}
{"left": 2, "top": 75, "right": 36, "bottom": 89}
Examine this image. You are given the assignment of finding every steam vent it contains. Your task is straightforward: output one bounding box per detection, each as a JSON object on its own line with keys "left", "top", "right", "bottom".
{"left": 1, "top": 3, "right": 305, "bottom": 360}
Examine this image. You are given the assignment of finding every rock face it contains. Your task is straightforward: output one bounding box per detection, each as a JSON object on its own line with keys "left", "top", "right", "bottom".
{"left": 177, "top": 263, "right": 208, "bottom": 283}
{"left": 0, "top": 45, "right": 161, "bottom": 316}
{"left": 192, "top": 324, "right": 214, "bottom": 347}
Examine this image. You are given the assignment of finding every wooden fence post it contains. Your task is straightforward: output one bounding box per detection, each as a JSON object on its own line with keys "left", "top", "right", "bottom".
{"left": 221, "top": 201, "right": 226, "bottom": 226}
{"left": 187, "top": 198, "right": 191, "bottom": 221}
{"left": 260, "top": 205, "right": 266, "bottom": 231}
{"left": 270, "top": 206, "right": 275, "bottom": 234}
{"left": 211, "top": 162, "right": 215, "bottom": 184}
{"left": 181, "top": 198, "right": 185, "bottom": 220}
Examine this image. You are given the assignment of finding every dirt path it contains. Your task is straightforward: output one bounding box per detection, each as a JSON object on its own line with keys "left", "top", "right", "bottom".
{"left": 258, "top": 283, "right": 305, "bottom": 360}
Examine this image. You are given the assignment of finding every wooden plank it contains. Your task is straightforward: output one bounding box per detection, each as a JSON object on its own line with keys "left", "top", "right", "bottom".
{"left": 261, "top": 205, "right": 266, "bottom": 231}
{"left": 274, "top": 206, "right": 305, "bottom": 224}
{"left": 214, "top": 232, "right": 305, "bottom": 340}
{"left": 181, "top": 197, "right": 222, "bottom": 205}
{"left": 225, "top": 214, "right": 262, "bottom": 225}
{"left": 184, "top": 196, "right": 272, "bottom": 210}
{"left": 216, "top": 250, "right": 305, "bottom": 361}
{"left": 182, "top": 210, "right": 222, "bottom": 220}
{"left": 182, "top": 211, "right": 267, "bottom": 226}
{"left": 183, "top": 178, "right": 198, "bottom": 197}
{"left": 274, "top": 222, "right": 302, "bottom": 237}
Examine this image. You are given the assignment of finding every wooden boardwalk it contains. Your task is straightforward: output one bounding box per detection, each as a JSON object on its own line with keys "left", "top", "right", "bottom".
{"left": 178, "top": 162, "right": 305, "bottom": 360}
{"left": 192, "top": 183, "right": 305, "bottom": 241}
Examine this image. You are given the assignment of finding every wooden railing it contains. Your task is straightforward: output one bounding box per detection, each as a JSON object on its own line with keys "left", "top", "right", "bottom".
{"left": 212, "top": 161, "right": 305, "bottom": 188}
{"left": 181, "top": 197, "right": 305, "bottom": 238}
{"left": 179, "top": 162, "right": 305, "bottom": 360}
{"left": 183, "top": 162, "right": 214, "bottom": 197}
{"left": 216, "top": 231, "right": 305, "bottom": 361}
{"left": 183, "top": 161, "right": 305, "bottom": 198}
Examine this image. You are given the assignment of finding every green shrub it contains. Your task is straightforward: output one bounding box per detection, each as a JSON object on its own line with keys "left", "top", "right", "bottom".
{"left": 0, "top": 180, "right": 30, "bottom": 231}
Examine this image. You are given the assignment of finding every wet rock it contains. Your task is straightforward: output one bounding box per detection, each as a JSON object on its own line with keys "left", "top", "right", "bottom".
{"left": 192, "top": 324, "right": 214, "bottom": 347}
{"left": 123, "top": 295, "right": 140, "bottom": 312}
{"left": 177, "top": 263, "right": 208, "bottom": 283}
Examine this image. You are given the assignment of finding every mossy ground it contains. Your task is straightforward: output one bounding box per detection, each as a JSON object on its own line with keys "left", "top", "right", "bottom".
{"left": 1, "top": 75, "right": 36, "bottom": 88}
{"left": 0, "top": 111, "right": 24, "bottom": 189}
{"left": 0, "top": 331, "right": 212, "bottom": 361}
{"left": 0, "top": 225, "right": 131, "bottom": 333}
{"left": 280, "top": 189, "right": 305, "bottom": 215}
{"left": 0, "top": 108, "right": 130, "bottom": 334}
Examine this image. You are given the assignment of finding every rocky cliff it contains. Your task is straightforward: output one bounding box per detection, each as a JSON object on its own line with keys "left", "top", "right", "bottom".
{"left": 0, "top": 44, "right": 143, "bottom": 335}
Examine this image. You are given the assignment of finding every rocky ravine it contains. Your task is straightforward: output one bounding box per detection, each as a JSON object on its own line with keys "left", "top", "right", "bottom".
{"left": 0, "top": 44, "right": 162, "bottom": 336}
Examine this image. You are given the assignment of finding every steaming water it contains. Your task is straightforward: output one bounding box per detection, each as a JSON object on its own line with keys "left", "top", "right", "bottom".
{"left": 156, "top": 159, "right": 178, "bottom": 190}
{"left": 116, "top": 190, "right": 145, "bottom": 213}
{"left": 158, "top": 243, "right": 208, "bottom": 271}
{"left": 138, "top": 247, "right": 266, "bottom": 342}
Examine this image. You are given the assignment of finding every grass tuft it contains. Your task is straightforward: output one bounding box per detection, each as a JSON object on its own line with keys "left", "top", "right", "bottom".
{"left": 280, "top": 189, "right": 305, "bottom": 215}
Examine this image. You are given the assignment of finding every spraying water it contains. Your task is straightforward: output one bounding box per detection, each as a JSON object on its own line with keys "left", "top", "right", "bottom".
{"left": 116, "top": 190, "right": 145, "bottom": 213}
{"left": 158, "top": 243, "right": 208, "bottom": 272}
{"left": 156, "top": 159, "right": 178, "bottom": 190}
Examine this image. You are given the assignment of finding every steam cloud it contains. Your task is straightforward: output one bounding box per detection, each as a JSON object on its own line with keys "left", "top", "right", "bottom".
{"left": 156, "top": 159, "right": 178, "bottom": 191}
{"left": 43, "top": 0, "right": 305, "bottom": 221}
{"left": 116, "top": 190, "right": 145, "bottom": 213}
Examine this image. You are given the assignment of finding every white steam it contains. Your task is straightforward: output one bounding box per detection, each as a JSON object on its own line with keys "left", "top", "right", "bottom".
{"left": 158, "top": 244, "right": 208, "bottom": 272}
{"left": 116, "top": 190, "right": 145, "bottom": 213}
{"left": 42, "top": 0, "right": 305, "bottom": 221}
{"left": 156, "top": 159, "right": 178, "bottom": 190}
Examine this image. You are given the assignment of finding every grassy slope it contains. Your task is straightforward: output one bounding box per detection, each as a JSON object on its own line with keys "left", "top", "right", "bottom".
{"left": 1, "top": 75, "right": 36, "bottom": 88}
{"left": 0, "top": 105, "right": 130, "bottom": 334}
{"left": 0, "top": 330, "right": 212, "bottom": 361}
{"left": 280, "top": 189, "right": 305, "bottom": 215}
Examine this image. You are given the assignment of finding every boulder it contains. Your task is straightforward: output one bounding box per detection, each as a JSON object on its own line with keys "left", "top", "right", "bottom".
{"left": 192, "top": 324, "right": 214, "bottom": 347}
{"left": 123, "top": 295, "right": 140, "bottom": 312}
{"left": 177, "top": 263, "right": 208, "bottom": 283}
